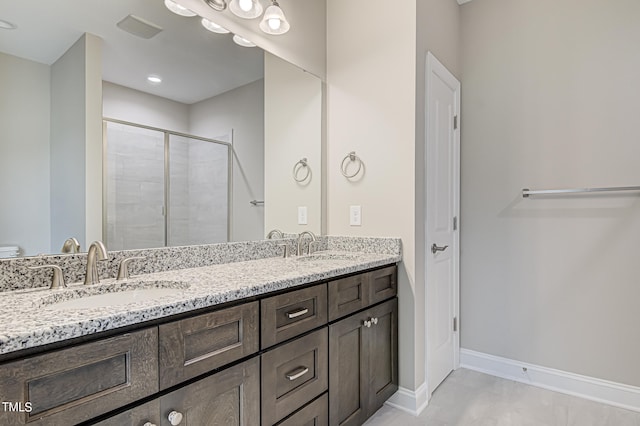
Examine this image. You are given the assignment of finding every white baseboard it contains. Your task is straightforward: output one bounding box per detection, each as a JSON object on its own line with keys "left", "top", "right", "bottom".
{"left": 460, "top": 348, "right": 640, "bottom": 413}
{"left": 385, "top": 382, "right": 429, "bottom": 416}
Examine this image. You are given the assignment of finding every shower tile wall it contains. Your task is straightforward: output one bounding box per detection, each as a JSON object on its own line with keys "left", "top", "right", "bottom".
{"left": 106, "top": 123, "right": 165, "bottom": 250}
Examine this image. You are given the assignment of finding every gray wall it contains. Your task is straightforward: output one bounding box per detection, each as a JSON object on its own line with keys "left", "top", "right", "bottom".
{"left": 460, "top": 0, "right": 640, "bottom": 386}
{"left": 0, "top": 52, "right": 51, "bottom": 255}
{"left": 190, "top": 79, "right": 265, "bottom": 242}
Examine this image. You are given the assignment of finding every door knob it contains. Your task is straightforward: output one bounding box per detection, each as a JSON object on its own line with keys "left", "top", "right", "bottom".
{"left": 431, "top": 244, "right": 449, "bottom": 254}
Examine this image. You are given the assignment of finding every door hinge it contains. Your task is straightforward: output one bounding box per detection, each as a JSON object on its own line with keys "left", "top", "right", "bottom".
{"left": 453, "top": 216, "right": 458, "bottom": 231}
{"left": 453, "top": 317, "right": 458, "bottom": 332}
{"left": 453, "top": 115, "right": 458, "bottom": 130}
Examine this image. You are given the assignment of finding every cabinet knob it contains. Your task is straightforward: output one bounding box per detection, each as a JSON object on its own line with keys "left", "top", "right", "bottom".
{"left": 168, "top": 410, "right": 184, "bottom": 425}
{"left": 363, "top": 320, "right": 372, "bottom": 328}
{"left": 143, "top": 422, "right": 157, "bottom": 426}
{"left": 371, "top": 317, "right": 378, "bottom": 325}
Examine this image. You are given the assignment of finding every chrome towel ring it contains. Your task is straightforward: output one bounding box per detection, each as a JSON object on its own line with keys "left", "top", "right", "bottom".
{"left": 341, "top": 151, "right": 363, "bottom": 178}
{"left": 293, "top": 158, "right": 311, "bottom": 182}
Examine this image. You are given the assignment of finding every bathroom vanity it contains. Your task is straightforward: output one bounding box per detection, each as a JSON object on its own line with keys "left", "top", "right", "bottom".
{"left": 0, "top": 239, "right": 400, "bottom": 426}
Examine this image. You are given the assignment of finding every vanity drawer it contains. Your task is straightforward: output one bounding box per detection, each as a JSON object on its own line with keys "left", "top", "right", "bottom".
{"left": 0, "top": 328, "right": 158, "bottom": 426}
{"left": 261, "top": 328, "right": 328, "bottom": 426}
{"left": 276, "top": 393, "right": 328, "bottom": 426}
{"left": 369, "top": 265, "right": 397, "bottom": 305}
{"left": 261, "top": 284, "right": 327, "bottom": 349}
{"left": 328, "top": 266, "right": 397, "bottom": 321}
{"left": 159, "top": 301, "right": 259, "bottom": 390}
{"left": 93, "top": 399, "right": 160, "bottom": 426}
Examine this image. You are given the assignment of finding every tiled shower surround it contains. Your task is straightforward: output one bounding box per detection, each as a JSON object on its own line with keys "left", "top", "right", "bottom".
{"left": 0, "top": 236, "right": 401, "bottom": 292}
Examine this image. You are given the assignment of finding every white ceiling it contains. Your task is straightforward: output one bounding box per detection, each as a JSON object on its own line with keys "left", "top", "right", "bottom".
{"left": 0, "top": 0, "right": 264, "bottom": 104}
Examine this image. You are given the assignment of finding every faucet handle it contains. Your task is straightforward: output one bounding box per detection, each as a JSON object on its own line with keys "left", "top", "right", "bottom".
{"left": 308, "top": 241, "right": 320, "bottom": 255}
{"left": 117, "top": 256, "right": 145, "bottom": 280}
{"left": 29, "top": 265, "right": 66, "bottom": 289}
{"left": 277, "top": 244, "right": 291, "bottom": 258}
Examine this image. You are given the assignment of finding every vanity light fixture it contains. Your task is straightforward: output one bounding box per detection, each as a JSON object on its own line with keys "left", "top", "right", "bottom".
{"left": 259, "top": 0, "right": 290, "bottom": 35}
{"left": 201, "top": 18, "right": 230, "bottom": 34}
{"left": 204, "top": 0, "right": 228, "bottom": 12}
{"left": 164, "top": 0, "right": 197, "bottom": 17}
{"left": 232, "top": 34, "right": 256, "bottom": 47}
{"left": 229, "top": 0, "right": 263, "bottom": 19}
{"left": 147, "top": 75, "right": 163, "bottom": 84}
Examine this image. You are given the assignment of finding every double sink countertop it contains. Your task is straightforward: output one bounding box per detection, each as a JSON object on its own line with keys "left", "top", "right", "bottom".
{"left": 0, "top": 250, "right": 401, "bottom": 356}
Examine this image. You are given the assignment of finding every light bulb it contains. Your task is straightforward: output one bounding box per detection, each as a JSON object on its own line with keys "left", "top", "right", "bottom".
{"left": 268, "top": 18, "right": 281, "bottom": 30}
{"left": 239, "top": 0, "right": 252, "bottom": 12}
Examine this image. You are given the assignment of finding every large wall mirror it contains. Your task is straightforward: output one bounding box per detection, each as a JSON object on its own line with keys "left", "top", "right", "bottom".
{"left": 0, "top": 0, "right": 322, "bottom": 257}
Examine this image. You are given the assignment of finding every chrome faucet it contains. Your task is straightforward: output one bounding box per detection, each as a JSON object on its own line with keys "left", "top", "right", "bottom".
{"left": 84, "top": 241, "right": 108, "bottom": 285}
{"left": 297, "top": 231, "right": 317, "bottom": 256}
{"left": 266, "top": 229, "right": 284, "bottom": 239}
{"left": 60, "top": 237, "right": 81, "bottom": 254}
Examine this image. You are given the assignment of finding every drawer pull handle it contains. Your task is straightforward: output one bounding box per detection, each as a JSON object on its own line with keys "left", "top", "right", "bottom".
{"left": 168, "top": 410, "right": 183, "bottom": 425}
{"left": 287, "top": 308, "right": 309, "bottom": 319}
{"left": 286, "top": 366, "right": 310, "bottom": 381}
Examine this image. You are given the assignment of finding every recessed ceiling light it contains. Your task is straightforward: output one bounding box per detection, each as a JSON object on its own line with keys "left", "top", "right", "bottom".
{"left": 201, "top": 18, "right": 229, "bottom": 34}
{"left": 147, "top": 75, "right": 162, "bottom": 84}
{"left": 0, "top": 19, "right": 17, "bottom": 30}
{"left": 164, "top": 0, "right": 197, "bottom": 17}
{"left": 232, "top": 34, "right": 255, "bottom": 47}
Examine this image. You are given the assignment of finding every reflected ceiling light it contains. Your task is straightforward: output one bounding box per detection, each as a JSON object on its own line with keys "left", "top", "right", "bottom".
{"left": 147, "top": 75, "right": 162, "bottom": 84}
{"left": 232, "top": 34, "right": 256, "bottom": 47}
{"left": 0, "top": 19, "right": 17, "bottom": 30}
{"left": 229, "top": 0, "right": 263, "bottom": 19}
{"left": 259, "top": 1, "right": 290, "bottom": 35}
{"left": 164, "top": 0, "right": 197, "bottom": 17}
{"left": 201, "top": 18, "right": 230, "bottom": 34}
{"left": 204, "top": 0, "right": 227, "bottom": 12}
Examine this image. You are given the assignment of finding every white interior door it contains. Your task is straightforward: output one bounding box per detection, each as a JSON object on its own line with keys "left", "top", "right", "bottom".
{"left": 425, "top": 52, "right": 460, "bottom": 395}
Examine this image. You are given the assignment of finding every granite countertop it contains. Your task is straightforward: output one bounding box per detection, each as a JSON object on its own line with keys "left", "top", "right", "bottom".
{"left": 0, "top": 250, "right": 400, "bottom": 356}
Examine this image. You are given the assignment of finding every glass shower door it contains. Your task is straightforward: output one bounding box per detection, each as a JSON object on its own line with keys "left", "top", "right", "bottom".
{"left": 168, "top": 135, "right": 230, "bottom": 246}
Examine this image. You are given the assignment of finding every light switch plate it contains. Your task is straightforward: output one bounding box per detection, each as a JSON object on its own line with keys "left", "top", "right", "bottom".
{"left": 350, "top": 205, "right": 362, "bottom": 226}
{"left": 298, "top": 206, "right": 308, "bottom": 225}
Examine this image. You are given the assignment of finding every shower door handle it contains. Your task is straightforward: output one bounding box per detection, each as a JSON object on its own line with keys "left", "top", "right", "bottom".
{"left": 431, "top": 244, "right": 449, "bottom": 254}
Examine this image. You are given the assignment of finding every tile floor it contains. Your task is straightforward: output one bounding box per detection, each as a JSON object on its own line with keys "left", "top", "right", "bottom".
{"left": 364, "top": 368, "right": 640, "bottom": 426}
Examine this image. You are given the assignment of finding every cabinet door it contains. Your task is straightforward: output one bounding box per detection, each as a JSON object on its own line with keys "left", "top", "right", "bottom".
{"left": 159, "top": 302, "right": 259, "bottom": 389}
{"left": 367, "top": 298, "right": 398, "bottom": 414}
{"left": 328, "top": 312, "right": 368, "bottom": 426}
{"left": 159, "top": 357, "right": 260, "bottom": 426}
{"left": 0, "top": 328, "right": 158, "bottom": 426}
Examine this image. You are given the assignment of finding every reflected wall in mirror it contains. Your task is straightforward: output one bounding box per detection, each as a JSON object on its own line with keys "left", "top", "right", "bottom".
{"left": 0, "top": 0, "right": 322, "bottom": 257}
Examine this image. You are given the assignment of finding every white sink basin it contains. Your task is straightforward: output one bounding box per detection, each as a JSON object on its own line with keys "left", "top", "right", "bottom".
{"left": 36, "top": 281, "right": 190, "bottom": 310}
{"left": 49, "top": 288, "right": 182, "bottom": 310}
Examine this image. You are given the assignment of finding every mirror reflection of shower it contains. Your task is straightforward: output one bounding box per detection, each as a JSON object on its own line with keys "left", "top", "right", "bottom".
{"left": 104, "top": 120, "right": 231, "bottom": 251}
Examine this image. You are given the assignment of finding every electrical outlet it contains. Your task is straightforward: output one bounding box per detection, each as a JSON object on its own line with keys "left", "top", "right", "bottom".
{"left": 350, "top": 205, "right": 362, "bottom": 226}
{"left": 298, "top": 206, "right": 308, "bottom": 225}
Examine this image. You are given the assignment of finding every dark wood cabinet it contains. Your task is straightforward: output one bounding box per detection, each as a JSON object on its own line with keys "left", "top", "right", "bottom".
{"left": 1, "top": 263, "right": 397, "bottom": 426}
{"left": 0, "top": 328, "right": 158, "bottom": 426}
{"left": 159, "top": 301, "right": 259, "bottom": 389}
{"left": 328, "top": 266, "right": 397, "bottom": 321}
{"left": 329, "top": 298, "right": 398, "bottom": 426}
{"left": 159, "top": 357, "right": 260, "bottom": 426}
